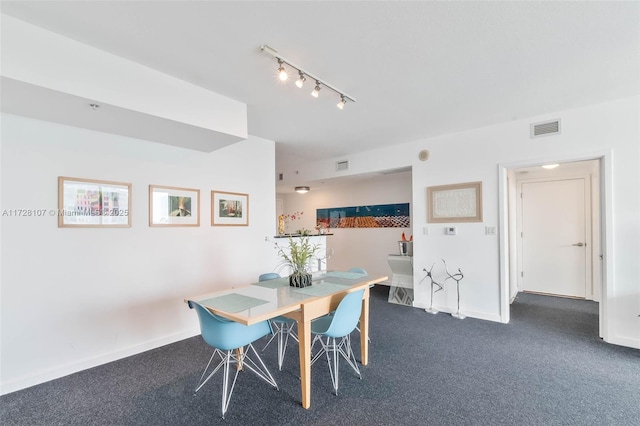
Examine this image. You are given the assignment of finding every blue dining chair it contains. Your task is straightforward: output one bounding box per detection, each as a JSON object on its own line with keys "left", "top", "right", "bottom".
{"left": 188, "top": 300, "right": 278, "bottom": 419}
{"left": 310, "top": 289, "right": 365, "bottom": 395}
{"left": 258, "top": 273, "right": 299, "bottom": 370}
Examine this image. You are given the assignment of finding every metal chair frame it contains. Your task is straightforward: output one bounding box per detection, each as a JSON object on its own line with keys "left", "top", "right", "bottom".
{"left": 262, "top": 318, "right": 298, "bottom": 370}
{"left": 194, "top": 343, "right": 278, "bottom": 418}
{"left": 188, "top": 300, "right": 278, "bottom": 418}
{"left": 259, "top": 273, "right": 299, "bottom": 370}
{"left": 311, "top": 334, "right": 361, "bottom": 394}
{"left": 310, "top": 289, "right": 365, "bottom": 395}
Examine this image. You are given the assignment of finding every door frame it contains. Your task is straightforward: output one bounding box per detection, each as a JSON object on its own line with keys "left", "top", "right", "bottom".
{"left": 516, "top": 175, "right": 592, "bottom": 299}
{"left": 498, "top": 150, "right": 612, "bottom": 342}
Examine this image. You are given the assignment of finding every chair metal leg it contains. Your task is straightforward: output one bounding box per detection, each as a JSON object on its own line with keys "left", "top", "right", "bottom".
{"left": 333, "top": 338, "right": 340, "bottom": 395}
{"left": 355, "top": 324, "right": 371, "bottom": 343}
{"left": 261, "top": 320, "right": 281, "bottom": 351}
{"left": 194, "top": 349, "right": 225, "bottom": 394}
{"left": 263, "top": 320, "right": 297, "bottom": 370}
{"left": 220, "top": 350, "right": 239, "bottom": 419}
{"left": 344, "top": 333, "right": 353, "bottom": 358}
{"left": 235, "top": 344, "right": 279, "bottom": 390}
{"left": 277, "top": 323, "right": 289, "bottom": 370}
{"left": 338, "top": 336, "right": 361, "bottom": 379}
{"left": 310, "top": 334, "right": 320, "bottom": 358}
{"left": 194, "top": 344, "right": 278, "bottom": 419}
{"left": 287, "top": 322, "right": 299, "bottom": 342}
{"left": 311, "top": 333, "right": 362, "bottom": 395}
{"left": 198, "top": 351, "right": 216, "bottom": 385}
{"left": 310, "top": 334, "right": 324, "bottom": 365}
{"left": 322, "top": 337, "right": 340, "bottom": 395}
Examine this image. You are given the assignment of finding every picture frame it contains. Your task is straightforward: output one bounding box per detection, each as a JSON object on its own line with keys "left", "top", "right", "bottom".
{"left": 58, "top": 176, "right": 131, "bottom": 228}
{"left": 211, "top": 191, "right": 249, "bottom": 226}
{"left": 427, "top": 181, "right": 483, "bottom": 223}
{"left": 149, "top": 185, "right": 200, "bottom": 227}
{"left": 316, "top": 203, "right": 410, "bottom": 229}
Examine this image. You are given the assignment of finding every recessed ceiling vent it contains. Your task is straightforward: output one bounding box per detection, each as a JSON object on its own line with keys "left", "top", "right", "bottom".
{"left": 531, "top": 119, "right": 561, "bottom": 138}
{"left": 380, "top": 166, "right": 412, "bottom": 175}
{"left": 336, "top": 160, "right": 349, "bottom": 172}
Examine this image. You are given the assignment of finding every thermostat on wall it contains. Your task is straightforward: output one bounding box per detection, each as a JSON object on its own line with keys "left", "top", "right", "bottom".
{"left": 446, "top": 226, "right": 457, "bottom": 235}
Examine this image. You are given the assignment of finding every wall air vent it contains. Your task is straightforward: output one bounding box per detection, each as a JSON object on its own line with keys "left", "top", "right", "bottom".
{"left": 530, "top": 119, "right": 561, "bottom": 138}
{"left": 336, "top": 160, "right": 349, "bottom": 172}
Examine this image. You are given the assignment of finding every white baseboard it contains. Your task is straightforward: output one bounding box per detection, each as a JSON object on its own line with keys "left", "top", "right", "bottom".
{"left": 605, "top": 334, "right": 640, "bottom": 350}
{"left": 0, "top": 328, "right": 200, "bottom": 396}
{"left": 412, "top": 301, "right": 502, "bottom": 323}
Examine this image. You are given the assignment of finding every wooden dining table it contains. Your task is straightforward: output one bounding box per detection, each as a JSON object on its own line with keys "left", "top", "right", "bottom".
{"left": 186, "top": 271, "right": 388, "bottom": 409}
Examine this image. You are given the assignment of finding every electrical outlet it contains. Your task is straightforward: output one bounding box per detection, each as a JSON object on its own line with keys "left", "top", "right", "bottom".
{"left": 446, "top": 226, "right": 457, "bottom": 235}
{"left": 423, "top": 226, "right": 429, "bottom": 235}
{"left": 485, "top": 226, "right": 496, "bottom": 235}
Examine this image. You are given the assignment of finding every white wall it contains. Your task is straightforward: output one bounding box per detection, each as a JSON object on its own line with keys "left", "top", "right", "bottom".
{"left": 0, "top": 114, "right": 278, "bottom": 394}
{"left": 278, "top": 171, "right": 412, "bottom": 281}
{"left": 284, "top": 96, "right": 639, "bottom": 348}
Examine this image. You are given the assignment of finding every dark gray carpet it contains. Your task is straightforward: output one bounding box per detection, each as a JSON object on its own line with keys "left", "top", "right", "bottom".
{"left": 2, "top": 289, "right": 639, "bottom": 425}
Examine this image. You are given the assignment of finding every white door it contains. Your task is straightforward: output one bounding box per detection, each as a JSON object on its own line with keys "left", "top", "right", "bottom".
{"left": 521, "top": 179, "right": 587, "bottom": 298}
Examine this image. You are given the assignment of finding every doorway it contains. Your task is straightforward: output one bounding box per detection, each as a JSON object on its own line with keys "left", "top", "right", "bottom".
{"left": 499, "top": 156, "right": 607, "bottom": 337}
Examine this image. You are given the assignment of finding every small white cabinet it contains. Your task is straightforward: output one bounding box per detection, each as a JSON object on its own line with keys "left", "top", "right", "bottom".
{"left": 387, "top": 254, "right": 414, "bottom": 306}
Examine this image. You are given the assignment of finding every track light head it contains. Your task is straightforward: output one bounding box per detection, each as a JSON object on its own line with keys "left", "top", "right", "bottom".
{"left": 277, "top": 59, "right": 288, "bottom": 81}
{"left": 295, "top": 71, "right": 306, "bottom": 88}
{"left": 261, "top": 45, "right": 355, "bottom": 105}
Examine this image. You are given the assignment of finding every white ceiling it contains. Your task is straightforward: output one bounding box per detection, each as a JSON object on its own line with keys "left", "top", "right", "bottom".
{"left": 1, "top": 1, "right": 638, "bottom": 170}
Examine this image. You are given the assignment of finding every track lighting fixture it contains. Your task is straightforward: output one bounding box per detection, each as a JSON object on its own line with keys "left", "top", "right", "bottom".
{"left": 277, "top": 59, "right": 288, "bottom": 81}
{"left": 261, "top": 44, "right": 356, "bottom": 109}
{"left": 295, "top": 71, "right": 306, "bottom": 88}
{"left": 311, "top": 81, "right": 321, "bottom": 98}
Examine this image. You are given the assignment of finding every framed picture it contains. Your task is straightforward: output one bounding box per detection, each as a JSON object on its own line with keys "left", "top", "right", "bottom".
{"left": 211, "top": 191, "right": 249, "bottom": 226}
{"left": 149, "top": 185, "right": 200, "bottom": 227}
{"left": 58, "top": 176, "right": 131, "bottom": 227}
{"left": 316, "top": 203, "right": 410, "bottom": 229}
{"left": 427, "top": 181, "right": 483, "bottom": 223}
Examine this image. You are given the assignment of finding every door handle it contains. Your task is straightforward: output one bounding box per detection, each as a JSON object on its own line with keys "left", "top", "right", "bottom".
{"left": 572, "top": 242, "right": 585, "bottom": 247}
